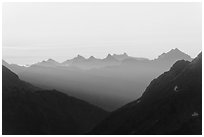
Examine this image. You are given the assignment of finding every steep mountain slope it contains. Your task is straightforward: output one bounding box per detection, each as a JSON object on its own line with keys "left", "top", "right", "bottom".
{"left": 5, "top": 49, "right": 193, "bottom": 111}
{"left": 91, "top": 52, "right": 201, "bottom": 135}
{"left": 2, "top": 66, "right": 108, "bottom": 135}
{"left": 2, "top": 60, "right": 26, "bottom": 74}
{"left": 2, "top": 60, "right": 9, "bottom": 67}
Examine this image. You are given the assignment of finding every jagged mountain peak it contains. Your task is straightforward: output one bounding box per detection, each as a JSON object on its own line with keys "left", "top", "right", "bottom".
{"left": 89, "top": 56, "right": 96, "bottom": 59}
{"left": 104, "top": 54, "right": 113, "bottom": 59}
{"left": 107, "top": 54, "right": 112, "bottom": 57}
{"left": 87, "top": 56, "right": 100, "bottom": 62}
{"left": 112, "top": 53, "right": 129, "bottom": 61}
{"left": 71, "top": 54, "right": 86, "bottom": 63}
{"left": 92, "top": 52, "right": 202, "bottom": 135}
{"left": 171, "top": 48, "right": 180, "bottom": 52}
{"left": 31, "top": 58, "right": 59, "bottom": 67}
{"left": 40, "top": 58, "right": 58, "bottom": 64}
{"left": 168, "top": 48, "right": 188, "bottom": 55}
{"left": 72, "top": 55, "right": 86, "bottom": 62}
{"left": 103, "top": 54, "right": 118, "bottom": 62}
{"left": 157, "top": 48, "right": 192, "bottom": 61}
{"left": 77, "top": 54, "right": 85, "bottom": 59}
{"left": 46, "top": 58, "right": 58, "bottom": 63}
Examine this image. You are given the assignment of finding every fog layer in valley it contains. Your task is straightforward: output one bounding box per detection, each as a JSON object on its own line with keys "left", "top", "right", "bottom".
{"left": 3, "top": 48, "right": 192, "bottom": 111}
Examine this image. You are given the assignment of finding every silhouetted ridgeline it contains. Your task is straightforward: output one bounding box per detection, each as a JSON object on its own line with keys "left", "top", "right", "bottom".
{"left": 2, "top": 66, "right": 108, "bottom": 135}
{"left": 3, "top": 48, "right": 193, "bottom": 111}
{"left": 91, "top": 52, "right": 202, "bottom": 135}
{"left": 2, "top": 51, "right": 201, "bottom": 135}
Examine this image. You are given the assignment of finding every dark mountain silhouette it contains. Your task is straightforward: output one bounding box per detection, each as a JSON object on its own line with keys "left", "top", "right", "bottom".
{"left": 2, "top": 66, "right": 108, "bottom": 135}
{"left": 91, "top": 52, "right": 201, "bottom": 135}
{"left": 4, "top": 49, "right": 194, "bottom": 111}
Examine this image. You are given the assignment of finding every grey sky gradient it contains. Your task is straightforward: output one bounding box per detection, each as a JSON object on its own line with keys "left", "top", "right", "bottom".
{"left": 2, "top": 2, "right": 202, "bottom": 65}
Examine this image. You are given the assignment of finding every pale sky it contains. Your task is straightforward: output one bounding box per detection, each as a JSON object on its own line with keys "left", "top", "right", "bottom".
{"left": 2, "top": 2, "right": 202, "bottom": 65}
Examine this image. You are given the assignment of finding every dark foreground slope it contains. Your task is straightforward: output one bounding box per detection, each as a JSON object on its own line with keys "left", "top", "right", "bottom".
{"left": 2, "top": 66, "right": 108, "bottom": 135}
{"left": 91, "top": 53, "right": 202, "bottom": 135}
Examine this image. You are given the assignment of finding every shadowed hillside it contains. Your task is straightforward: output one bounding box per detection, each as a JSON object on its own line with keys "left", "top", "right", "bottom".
{"left": 91, "top": 52, "right": 202, "bottom": 135}
{"left": 2, "top": 66, "right": 108, "bottom": 135}
{"left": 4, "top": 49, "right": 193, "bottom": 111}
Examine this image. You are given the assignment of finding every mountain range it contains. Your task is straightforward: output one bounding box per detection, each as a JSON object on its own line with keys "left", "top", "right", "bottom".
{"left": 4, "top": 48, "right": 192, "bottom": 71}
{"left": 3, "top": 48, "right": 194, "bottom": 111}
{"left": 91, "top": 52, "right": 202, "bottom": 134}
{"left": 2, "top": 50, "right": 201, "bottom": 135}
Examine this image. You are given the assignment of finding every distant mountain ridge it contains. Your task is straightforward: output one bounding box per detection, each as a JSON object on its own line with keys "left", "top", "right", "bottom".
{"left": 113, "top": 53, "right": 129, "bottom": 61}
{"left": 91, "top": 52, "right": 201, "bottom": 134}
{"left": 3, "top": 48, "right": 201, "bottom": 135}
{"left": 31, "top": 59, "right": 60, "bottom": 67}
{"left": 155, "top": 48, "right": 192, "bottom": 62}
{"left": 3, "top": 48, "right": 192, "bottom": 71}
{"left": 2, "top": 48, "right": 195, "bottom": 111}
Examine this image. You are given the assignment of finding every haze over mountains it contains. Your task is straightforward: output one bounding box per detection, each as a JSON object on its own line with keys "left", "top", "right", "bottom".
{"left": 92, "top": 52, "right": 202, "bottom": 135}
{"left": 2, "top": 2, "right": 201, "bottom": 134}
{"left": 2, "top": 50, "right": 201, "bottom": 135}
{"left": 3, "top": 48, "right": 193, "bottom": 111}
{"left": 2, "top": 65, "right": 108, "bottom": 134}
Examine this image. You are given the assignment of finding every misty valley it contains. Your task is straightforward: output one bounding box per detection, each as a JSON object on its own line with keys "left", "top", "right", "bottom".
{"left": 2, "top": 1, "right": 202, "bottom": 135}
{"left": 2, "top": 49, "right": 202, "bottom": 135}
{"left": 3, "top": 48, "right": 192, "bottom": 111}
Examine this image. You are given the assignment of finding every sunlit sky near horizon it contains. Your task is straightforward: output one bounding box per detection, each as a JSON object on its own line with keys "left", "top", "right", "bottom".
{"left": 2, "top": 2, "right": 202, "bottom": 65}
